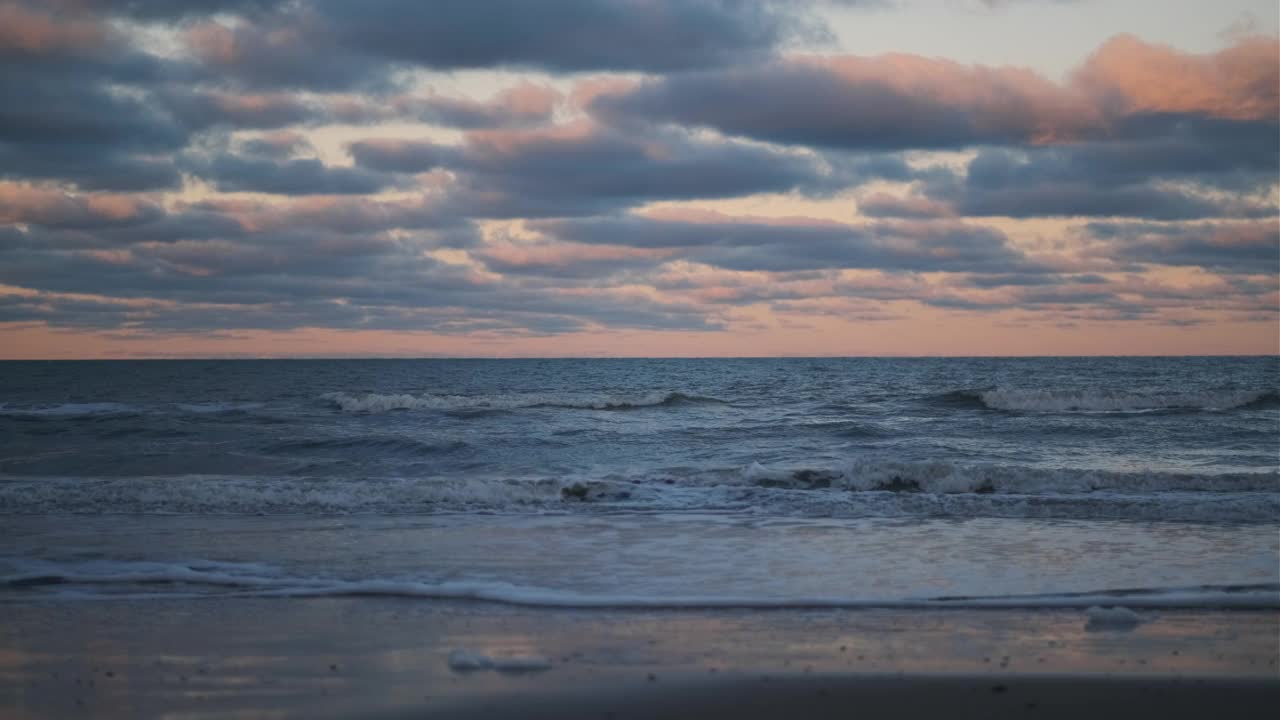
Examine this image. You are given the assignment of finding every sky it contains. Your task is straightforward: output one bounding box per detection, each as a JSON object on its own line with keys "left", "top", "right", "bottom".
{"left": 0, "top": 0, "right": 1277, "bottom": 358}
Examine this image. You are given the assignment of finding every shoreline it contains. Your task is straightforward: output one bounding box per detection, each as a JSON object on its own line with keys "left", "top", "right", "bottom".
{"left": 1, "top": 598, "right": 1275, "bottom": 718}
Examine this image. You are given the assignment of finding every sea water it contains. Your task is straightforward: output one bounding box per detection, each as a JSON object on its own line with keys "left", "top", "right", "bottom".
{"left": 1, "top": 357, "right": 1277, "bottom": 607}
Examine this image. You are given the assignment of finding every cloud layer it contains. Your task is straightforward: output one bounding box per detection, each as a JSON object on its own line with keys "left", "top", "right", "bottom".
{"left": 0, "top": 0, "right": 1276, "bottom": 356}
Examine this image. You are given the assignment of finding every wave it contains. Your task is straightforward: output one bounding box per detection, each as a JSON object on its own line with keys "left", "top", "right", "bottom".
{"left": 173, "top": 402, "right": 266, "bottom": 414}
{"left": 3, "top": 558, "right": 1275, "bottom": 609}
{"left": 1, "top": 461, "right": 1276, "bottom": 522}
{"left": 0, "top": 401, "right": 270, "bottom": 420}
{"left": 936, "top": 388, "right": 1279, "bottom": 413}
{"left": 740, "top": 460, "right": 1280, "bottom": 495}
{"left": 0, "top": 402, "right": 139, "bottom": 418}
{"left": 320, "top": 390, "right": 721, "bottom": 414}
{"left": 263, "top": 436, "right": 469, "bottom": 456}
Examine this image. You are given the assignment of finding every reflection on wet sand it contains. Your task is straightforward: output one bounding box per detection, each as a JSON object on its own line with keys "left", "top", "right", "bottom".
{"left": 0, "top": 598, "right": 1275, "bottom": 718}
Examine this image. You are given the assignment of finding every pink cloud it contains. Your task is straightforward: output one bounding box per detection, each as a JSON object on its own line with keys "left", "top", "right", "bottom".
{"left": 0, "top": 2, "right": 107, "bottom": 54}
{"left": 193, "top": 195, "right": 445, "bottom": 234}
{"left": 808, "top": 52, "right": 1099, "bottom": 143}
{"left": 1074, "top": 34, "right": 1279, "bottom": 122}
{"left": 465, "top": 118, "right": 599, "bottom": 155}
{"left": 490, "top": 82, "right": 561, "bottom": 117}
{"left": 0, "top": 182, "right": 157, "bottom": 226}
{"left": 184, "top": 21, "right": 239, "bottom": 65}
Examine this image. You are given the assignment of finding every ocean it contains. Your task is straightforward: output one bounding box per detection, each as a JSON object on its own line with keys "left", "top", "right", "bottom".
{"left": 1, "top": 356, "right": 1277, "bottom": 609}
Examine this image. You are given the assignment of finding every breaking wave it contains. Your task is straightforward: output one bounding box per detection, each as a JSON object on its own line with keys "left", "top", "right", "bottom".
{"left": 320, "top": 390, "right": 722, "bottom": 414}
{"left": 936, "top": 388, "right": 1279, "bottom": 413}
{"left": 3, "top": 558, "right": 1275, "bottom": 609}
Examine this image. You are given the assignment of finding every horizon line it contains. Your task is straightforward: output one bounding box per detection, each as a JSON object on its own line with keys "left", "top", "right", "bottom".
{"left": 2, "top": 353, "right": 1276, "bottom": 362}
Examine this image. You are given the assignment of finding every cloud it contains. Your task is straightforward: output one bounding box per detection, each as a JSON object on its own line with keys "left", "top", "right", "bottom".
{"left": 0, "top": 2, "right": 1274, "bottom": 348}
{"left": 191, "top": 155, "right": 404, "bottom": 196}
{"left": 235, "top": 131, "right": 314, "bottom": 160}
{"left": 591, "top": 55, "right": 1088, "bottom": 150}
{"left": 1085, "top": 221, "right": 1280, "bottom": 273}
{"left": 0, "top": 3, "right": 110, "bottom": 56}
{"left": 0, "top": 4, "right": 195, "bottom": 190}
{"left": 588, "top": 35, "right": 1278, "bottom": 150}
{"left": 858, "top": 193, "right": 955, "bottom": 219}
{"left": 82, "top": 1, "right": 285, "bottom": 19}
{"left": 160, "top": 90, "right": 315, "bottom": 131}
{"left": 0, "top": 183, "right": 163, "bottom": 229}
{"left": 0, "top": 191, "right": 472, "bottom": 251}
{"left": 347, "top": 139, "right": 462, "bottom": 174}
{"left": 476, "top": 242, "right": 672, "bottom": 280}
{"left": 0, "top": 237, "right": 722, "bottom": 334}
{"left": 1074, "top": 34, "right": 1278, "bottom": 122}
{"left": 351, "top": 121, "right": 853, "bottom": 218}
{"left": 411, "top": 83, "right": 561, "bottom": 129}
{"left": 532, "top": 211, "right": 1041, "bottom": 274}
{"left": 859, "top": 112, "right": 1279, "bottom": 221}
{"left": 180, "top": 0, "right": 832, "bottom": 90}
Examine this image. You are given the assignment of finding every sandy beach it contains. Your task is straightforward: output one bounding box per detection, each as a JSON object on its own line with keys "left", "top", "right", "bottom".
{"left": 1, "top": 598, "right": 1275, "bottom": 718}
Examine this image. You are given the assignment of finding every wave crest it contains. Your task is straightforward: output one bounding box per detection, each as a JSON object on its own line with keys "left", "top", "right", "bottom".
{"left": 4, "top": 558, "right": 1275, "bottom": 609}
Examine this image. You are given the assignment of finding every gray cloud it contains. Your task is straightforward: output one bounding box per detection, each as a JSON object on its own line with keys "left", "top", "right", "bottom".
{"left": 903, "top": 122, "right": 1279, "bottom": 221}
{"left": 1086, "top": 221, "right": 1280, "bottom": 273}
{"left": 183, "top": 0, "right": 836, "bottom": 91}
{"left": 84, "top": 1, "right": 285, "bottom": 18}
{"left": 347, "top": 140, "right": 461, "bottom": 174}
{"left": 0, "top": 241, "right": 721, "bottom": 334}
{"left": 192, "top": 155, "right": 404, "bottom": 195}
{"left": 351, "top": 124, "right": 853, "bottom": 218}
{"left": 592, "top": 63, "right": 1017, "bottom": 150}
{"left": 533, "top": 215, "right": 1042, "bottom": 273}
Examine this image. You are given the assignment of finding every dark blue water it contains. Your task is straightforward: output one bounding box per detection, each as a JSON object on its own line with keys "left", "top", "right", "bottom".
{"left": 1, "top": 357, "right": 1276, "bottom": 521}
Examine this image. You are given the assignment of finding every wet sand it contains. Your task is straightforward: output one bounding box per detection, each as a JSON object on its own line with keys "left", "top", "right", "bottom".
{"left": 0, "top": 598, "right": 1275, "bottom": 718}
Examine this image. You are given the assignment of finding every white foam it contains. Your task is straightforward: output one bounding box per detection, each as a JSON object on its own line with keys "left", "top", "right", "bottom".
{"left": 975, "top": 387, "right": 1275, "bottom": 413}
{"left": 742, "top": 462, "right": 786, "bottom": 483}
{"left": 447, "top": 649, "right": 551, "bottom": 673}
{"left": 446, "top": 649, "right": 492, "bottom": 671}
{"left": 1084, "top": 606, "right": 1145, "bottom": 630}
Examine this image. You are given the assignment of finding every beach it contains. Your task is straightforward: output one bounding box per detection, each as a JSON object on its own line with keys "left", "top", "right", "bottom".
{"left": 2, "top": 597, "right": 1276, "bottom": 719}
